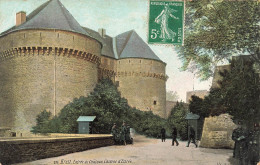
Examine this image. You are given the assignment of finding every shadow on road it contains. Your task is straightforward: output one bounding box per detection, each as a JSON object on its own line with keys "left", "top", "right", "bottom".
{"left": 198, "top": 147, "right": 233, "bottom": 155}
{"left": 227, "top": 156, "right": 240, "bottom": 165}
{"left": 133, "top": 135, "right": 156, "bottom": 143}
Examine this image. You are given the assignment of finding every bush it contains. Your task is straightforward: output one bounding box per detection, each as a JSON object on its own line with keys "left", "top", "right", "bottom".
{"left": 32, "top": 79, "right": 166, "bottom": 137}
{"left": 167, "top": 102, "right": 188, "bottom": 140}
{"left": 31, "top": 110, "right": 52, "bottom": 134}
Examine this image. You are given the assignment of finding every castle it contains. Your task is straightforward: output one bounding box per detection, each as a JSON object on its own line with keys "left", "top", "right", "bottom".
{"left": 0, "top": 0, "right": 167, "bottom": 134}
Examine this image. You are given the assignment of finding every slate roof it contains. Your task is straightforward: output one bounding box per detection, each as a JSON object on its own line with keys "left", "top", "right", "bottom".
{"left": 0, "top": 0, "right": 163, "bottom": 63}
{"left": 82, "top": 27, "right": 115, "bottom": 59}
{"left": 185, "top": 113, "right": 200, "bottom": 120}
{"left": 115, "top": 30, "right": 162, "bottom": 62}
{"left": 77, "top": 116, "right": 96, "bottom": 122}
{"left": 1, "top": 0, "right": 90, "bottom": 37}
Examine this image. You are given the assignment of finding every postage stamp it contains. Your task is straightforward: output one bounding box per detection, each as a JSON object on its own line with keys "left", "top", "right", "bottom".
{"left": 148, "top": 0, "right": 184, "bottom": 45}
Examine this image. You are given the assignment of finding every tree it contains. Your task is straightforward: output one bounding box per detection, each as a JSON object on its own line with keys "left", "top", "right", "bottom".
{"left": 189, "top": 95, "right": 210, "bottom": 118}
{"left": 188, "top": 57, "right": 260, "bottom": 125}
{"left": 31, "top": 110, "right": 52, "bottom": 133}
{"left": 203, "top": 88, "right": 226, "bottom": 117}
{"left": 32, "top": 79, "right": 167, "bottom": 137}
{"left": 167, "top": 101, "right": 188, "bottom": 140}
{"left": 176, "top": 1, "right": 260, "bottom": 80}
{"left": 217, "top": 58, "right": 260, "bottom": 126}
{"left": 57, "top": 79, "right": 131, "bottom": 134}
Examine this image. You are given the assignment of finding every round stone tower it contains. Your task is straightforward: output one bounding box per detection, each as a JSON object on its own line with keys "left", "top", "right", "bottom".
{"left": 0, "top": 0, "right": 101, "bottom": 133}
{"left": 115, "top": 30, "right": 167, "bottom": 118}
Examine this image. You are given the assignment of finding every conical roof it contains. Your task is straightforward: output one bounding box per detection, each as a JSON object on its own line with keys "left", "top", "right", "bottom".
{"left": 3, "top": 0, "right": 89, "bottom": 36}
{"left": 116, "top": 30, "right": 133, "bottom": 57}
{"left": 82, "top": 27, "right": 114, "bottom": 58}
{"left": 116, "top": 30, "right": 162, "bottom": 62}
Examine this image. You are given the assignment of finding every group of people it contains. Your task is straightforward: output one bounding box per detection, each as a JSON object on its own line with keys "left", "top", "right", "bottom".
{"left": 111, "top": 122, "right": 133, "bottom": 145}
{"left": 160, "top": 126, "right": 197, "bottom": 147}
{"left": 232, "top": 122, "right": 259, "bottom": 165}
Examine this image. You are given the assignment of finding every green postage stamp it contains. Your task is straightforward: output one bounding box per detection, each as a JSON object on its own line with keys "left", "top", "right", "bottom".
{"left": 148, "top": 0, "right": 184, "bottom": 45}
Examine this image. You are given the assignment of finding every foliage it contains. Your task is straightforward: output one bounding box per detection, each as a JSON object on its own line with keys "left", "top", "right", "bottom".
{"left": 167, "top": 102, "right": 188, "bottom": 140}
{"left": 133, "top": 110, "right": 166, "bottom": 137}
{"left": 193, "top": 57, "right": 260, "bottom": 126}
{"left": 32, "top": 79, "right": 166, "bottom": 137}
{"left": 203, "top": 88, "right": 226, "bottom": 116}
{"left": 31, "top": 110, "right": 52, "bottom": 133}
{"left": 175, "top": 1, "right": 260, "bottom": 80}
{"left": 189, "top": 95, "right": 210, "bottom": 118}
{"left": 217, "top": 58, "right": 260, "bottom": 125}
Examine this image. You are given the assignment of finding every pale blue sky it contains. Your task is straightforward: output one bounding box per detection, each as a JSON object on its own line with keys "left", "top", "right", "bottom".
{"left": 0, "top": 0, "right": 212, "bottom": 101}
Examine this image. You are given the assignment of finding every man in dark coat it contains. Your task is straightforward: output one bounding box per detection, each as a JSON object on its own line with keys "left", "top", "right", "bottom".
{"left": 247, "top": 123, "right": 259, "bottom": 165}
{"left": 161, "top": 128, "right": 166, "bottom": 142}
{"left": 172, "top": 127, "right": 179, "bottom": 146}
{"left": 111, "top": 123, "right": 118, "bottom": 144}
{"left": 120, "top": 122, "right": 127, "bottom": 145}
{"left": 232, "top": 122, "right": 248, "bottom": 158}
{"left": 186, "top": 126, "right": 197, "bottom": 147}
{"left": 125, "top": 124, "right": 132, "bottom": 144}
{"left": 232, "top": 121, "right": 249, "bottom": 164}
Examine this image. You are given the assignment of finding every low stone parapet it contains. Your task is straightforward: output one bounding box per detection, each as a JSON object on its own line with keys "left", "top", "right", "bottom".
{"left": 0, "top": 134, "right": 113, "bottom": 165}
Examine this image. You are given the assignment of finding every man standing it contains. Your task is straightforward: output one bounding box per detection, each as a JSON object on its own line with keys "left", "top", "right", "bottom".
{"left": 120, "top": 122, "right": 127, "bottom": 145}
{"left": 161, "top": 128, "right": 166, "bottom": 142}
{"left": 247, "top": 123, "right": 259, "bottom": 165}
{"left": 125, "top": 124, "right": 132, "bottom": 144}
{"left": 232, "top": 121, "right": 249, "bottom": 165}
{"left": 172, "top": 127, "right": 179, "bottom": 146}
{"left": 186, "top": 126, "right": 197, "bottom": 147}
{"left": 111, "top": 123, "right": 118, "bottom": 144}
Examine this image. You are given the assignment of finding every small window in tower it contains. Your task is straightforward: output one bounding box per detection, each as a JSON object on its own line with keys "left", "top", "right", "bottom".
{"left": 154, "top": 100, "right": 157, "bottom": 105}
{"left": 119, "top": 61, "right": 120, "bottom": 64}
{"left": 129, "top": 60, "right": 130, "bottom": 63}
{"left": 104, "top": 59, "right": 108, "bottom": 65}
{"left": 140, "top": 60, "right": 142, "bottom": 63}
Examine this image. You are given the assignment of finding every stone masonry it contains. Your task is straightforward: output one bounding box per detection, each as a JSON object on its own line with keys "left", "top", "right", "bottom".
{"left": 0, "top": 30, "right": 101, "bottom": 133}
{"left": 200, "top": 114, "right": 236, "bottom": 149}
{"left": 0, "top": 0, "right": 167, "bottom": 134}
{"left": 0, "top": 135, "right": 113, "bottom": 165}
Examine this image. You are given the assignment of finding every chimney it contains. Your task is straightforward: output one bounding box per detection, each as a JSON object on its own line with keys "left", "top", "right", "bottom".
{"left": 16, "top": 11, "right": 26, "bottom": 26}
{"left": 98, "top": 28, "right": 106, "bottom": 38}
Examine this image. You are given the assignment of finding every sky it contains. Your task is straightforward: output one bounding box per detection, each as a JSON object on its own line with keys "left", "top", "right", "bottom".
{"left": 0, "top": 0, "right": 212, "bottom": 102}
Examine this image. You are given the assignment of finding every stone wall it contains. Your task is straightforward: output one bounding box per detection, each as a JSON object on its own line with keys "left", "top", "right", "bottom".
{"left": 0, "top": 135, "right": 113, "bottom": 165}
{"left": 116, "top": 58, "right": 167, "bottom": 118}
{"left": 200, "top": 114, "right": 237, "bottom": 149}
{"left": 0, "top": 30, "right": 101, "bottom": 133}
{"left": 165, "top": 101, "right": 177, "bottom": 118}
{"left": 99, "top": 56, "right": 117, "bottom": 81}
